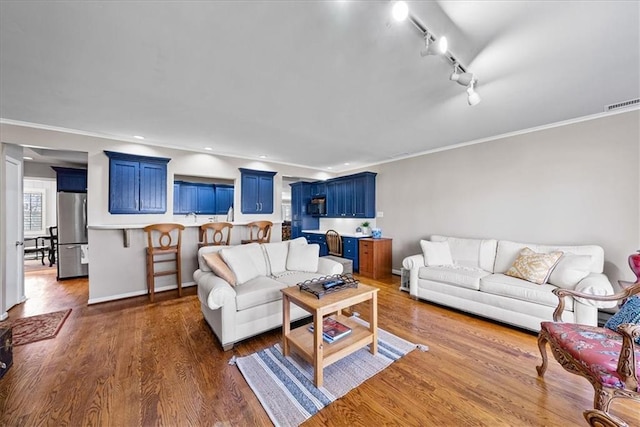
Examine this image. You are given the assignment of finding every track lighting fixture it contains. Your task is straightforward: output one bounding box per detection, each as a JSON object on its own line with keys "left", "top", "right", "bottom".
{"left": 420, "top": 34, "right": 448, "bottom": 57}
{"left": 466, "top": 80, "right": 481, "bottom": 106}
{"left": 390, "top": 4, "right": 481, "bottom": 106}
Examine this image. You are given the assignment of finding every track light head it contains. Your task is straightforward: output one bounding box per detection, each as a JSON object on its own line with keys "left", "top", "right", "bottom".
{"left": 420, "top": 35, "right": 448, "bottom": 57}
{"left": 466, "top": 81, "right": 481, "bottom": 106}
{"left": 450, "top": 71, "right": 476, "bottom": 87}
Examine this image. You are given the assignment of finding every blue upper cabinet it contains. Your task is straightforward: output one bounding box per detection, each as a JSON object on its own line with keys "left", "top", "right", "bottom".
{"left": 290, "top": 181, "right": 318, "bottom": 239}
{"left": 173, "top": 181, "right": 217, "bottom": 215}
{"left": 105, "top": 151, "right": 170, "bottom": 214}
{"left": 325, "top": 172, "right": 376, "bottom": 218}
{"left": 215, "top": 185, "right": 234, "bottom": 215}
{"left": 52, "top": 167, "right": 87, "bottom": 192}
{"left": 239, "top": 168, "right": 276, "bottom": 214}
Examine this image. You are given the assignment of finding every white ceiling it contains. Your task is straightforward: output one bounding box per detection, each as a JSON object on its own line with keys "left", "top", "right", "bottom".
{"left": 1, "top": 1, "right": 639, "bottom": 172}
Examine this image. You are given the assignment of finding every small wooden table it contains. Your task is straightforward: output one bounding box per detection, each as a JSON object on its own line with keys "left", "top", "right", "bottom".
{"left": 281, "top": 283, "right": 379, "bottom": 387}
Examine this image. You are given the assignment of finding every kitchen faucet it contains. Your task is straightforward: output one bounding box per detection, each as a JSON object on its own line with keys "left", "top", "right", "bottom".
{"left": 185, "top": 212, "right": 197, "bottom": 223}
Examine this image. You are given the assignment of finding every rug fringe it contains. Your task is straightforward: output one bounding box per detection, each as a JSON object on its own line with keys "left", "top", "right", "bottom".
{"left": 417, "top": 344, "right": 429, "bottom": 352}
{"left": 228, "top": 356, "right": 237, "bottom": 365}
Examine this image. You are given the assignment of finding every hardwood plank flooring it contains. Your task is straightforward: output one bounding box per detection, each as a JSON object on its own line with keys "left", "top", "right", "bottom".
{"left": 0, "top": 269, "right": 638, "bottom": 426}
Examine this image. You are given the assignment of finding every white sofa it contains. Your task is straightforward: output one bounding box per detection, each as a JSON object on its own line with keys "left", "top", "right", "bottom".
{"left": 194, "top": 237, "right": 343, "bottom": 350}
{"left": 402, "top": 235, "right": 616, "bottom": 331}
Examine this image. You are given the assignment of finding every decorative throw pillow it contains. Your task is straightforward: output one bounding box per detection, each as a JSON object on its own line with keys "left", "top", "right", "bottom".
{"left": 201, "top": 252, "right": 237, "bottom": 286}
{"left": 604, "top": 296, "right": 640, "bottom": 344}
{"left": 420, "top": 240, "right": 454, "bottom": 267}
{"left": 220, "top": 243, "right": 264, "bottom": 285}
{"left": 262, "top": 241, "right": 289, "bottom": 276}
{"left": 548, "top": 254, "right": 592, "bottom": 288}
{"left": 286, "top": 243, "right": 319, "bottom": 272}
{"left": 505, "top": 247, "right": 563, "bottom": 285}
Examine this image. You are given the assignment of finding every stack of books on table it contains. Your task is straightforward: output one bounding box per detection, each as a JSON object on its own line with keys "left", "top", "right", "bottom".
{"left": 308, "top": 317, "right": 352, "bottom": 343}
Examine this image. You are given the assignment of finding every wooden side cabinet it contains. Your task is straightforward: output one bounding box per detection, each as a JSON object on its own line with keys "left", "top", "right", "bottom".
{"left": 358, "top": 238, "right": 392, "bottom": 280}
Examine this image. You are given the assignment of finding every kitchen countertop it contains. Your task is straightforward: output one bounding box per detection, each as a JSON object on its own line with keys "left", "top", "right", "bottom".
{"left": 301, "top": 229, "right": 369, "bottom": 238}
{"left": 90, "top": 220, "right": 283, "bottom": 230}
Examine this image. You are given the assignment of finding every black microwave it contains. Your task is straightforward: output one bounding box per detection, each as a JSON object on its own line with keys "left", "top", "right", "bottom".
{"left": 307, "top": 196, "right": 326, "bottom": 216}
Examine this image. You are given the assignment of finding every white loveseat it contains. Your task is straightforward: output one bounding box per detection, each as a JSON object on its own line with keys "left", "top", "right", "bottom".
{"left": 402, "top": 235, "right": 616, "bottom": 331}
{"left": 194, "top": 237, "right": 343, "bottom": 350}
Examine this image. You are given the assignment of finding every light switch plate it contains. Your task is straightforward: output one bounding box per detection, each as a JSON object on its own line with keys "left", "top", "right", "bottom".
{"left": 377, "top": 211, "right": 384, "bottom": 218}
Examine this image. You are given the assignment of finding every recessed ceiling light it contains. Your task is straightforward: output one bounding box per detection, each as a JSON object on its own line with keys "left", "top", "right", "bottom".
{"left": 204, "top": 147, "right": 213, "bottom": 151}
{"left": 133, "top": 135, "right": 145, "bottom": 140}
{"left": 23, "top": 156, "right": 33, "bottom": 160}
{"left": 259, "top": 155, "right": 267, "bottom": 159}
{"left": 327, "top": 166, "right": 333, "bottom": 170}
{"left": 344, "top": 162, "right": 350, "bottom": 166}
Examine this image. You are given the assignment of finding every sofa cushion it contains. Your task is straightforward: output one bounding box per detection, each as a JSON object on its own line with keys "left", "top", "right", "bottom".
{"left": 420, "top": 240, "right": 453, "bottom": 266}
{"left": 505, "top": 248, "right": 563, "bottom": 285}
{"left": 480, "top": 273, "right": 572, "bottom": 309}
{"left": 286, "top": 243, "right": 319, "bottom": 272}
{"left": 201, "top": 251, "right": 237, "bottom": 286}
{"left": 548, "top": 253, "right": 592, "bottom": 288}
{"left": 431, "top": 235, "right": 498, "bottom": 272}
{"left": 494, "top": 240, "right": 604, "bottom": 274}
{"left": 263, "top": 241, "right": 290, "bottom": 276}
{"left": 235, "top": 276, "right": 288, "bottom": 311}
{"left": 220, "top": 243, "right": 266, "bottom": 285}
{"left": 418, "top": 265, "right": 490, "bottom": 290}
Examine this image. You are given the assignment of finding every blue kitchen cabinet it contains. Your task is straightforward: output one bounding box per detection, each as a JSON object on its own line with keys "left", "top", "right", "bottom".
{"left": 215, "top": 185, "right": 234, "bottom": 215}
{"left": 352, "top": 172, "right": 376, "bottom": 218}
{"left": 310, "top": 182, "right": 326, "bottom": 197}
{"left": 301, "top": 232, "right": 328, "bottom": 256}
{"left": 325, "top": 172, "right": 376, "bottom": 218}
{"left": 343, "top": 237, "right": 360, "bottom": 272}
{"left": 291, "top": 182, "right": 318, "bottom": 239}
{"left": 52, "top": 167, "right": 87, "bottom": 192}
{"left": 239, "top": 168, "right": 276, "bottom": 214}
{"left": 173, "top": 181, "right": 216, "bottom": 214}
{"left": 105, "top": 151, "right": 170, "bottom": 214}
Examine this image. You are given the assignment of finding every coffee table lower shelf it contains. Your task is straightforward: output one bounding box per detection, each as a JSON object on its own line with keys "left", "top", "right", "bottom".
{"left": 285, "top": 314, "right": 374, "bottom": 367}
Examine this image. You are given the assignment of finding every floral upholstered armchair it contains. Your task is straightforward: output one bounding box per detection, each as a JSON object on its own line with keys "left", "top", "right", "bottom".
{"left": 536, "top": 282, "right": 640, "bottom": 426}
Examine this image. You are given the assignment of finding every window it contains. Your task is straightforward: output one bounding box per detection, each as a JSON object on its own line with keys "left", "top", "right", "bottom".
{"left": 24, "top": 189, "right": 45, "bottom": 234}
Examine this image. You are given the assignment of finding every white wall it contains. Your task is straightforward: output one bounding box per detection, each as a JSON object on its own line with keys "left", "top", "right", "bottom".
{"left": 368, "top": 110, "right": 640, "bottom": 287}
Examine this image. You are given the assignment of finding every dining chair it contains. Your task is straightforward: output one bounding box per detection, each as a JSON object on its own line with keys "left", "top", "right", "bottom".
{"left": 322, "top": 229, "right": 353, "bottom": 274}
{"left": 199, "top": 222, "right": 233, "bottom": 247}
{"left": 241, "top": 221, "right": 272, "bottom": 244}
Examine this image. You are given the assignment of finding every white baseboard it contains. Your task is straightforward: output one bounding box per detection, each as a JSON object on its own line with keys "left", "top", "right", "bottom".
{"left": 88, "top": 281, "right": 196, "bottom": 305}
{"left": 391, "top": 268, "right": 401, "bottom": 276}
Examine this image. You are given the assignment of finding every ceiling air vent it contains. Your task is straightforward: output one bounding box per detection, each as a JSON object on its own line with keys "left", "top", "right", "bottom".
{"left": 604, "top": 98, "right": 640, "bottom": 112}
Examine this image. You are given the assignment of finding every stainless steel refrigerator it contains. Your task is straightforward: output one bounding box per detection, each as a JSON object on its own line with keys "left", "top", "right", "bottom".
{"left": 57, "top": 192, "right": 88, "bottom": 279}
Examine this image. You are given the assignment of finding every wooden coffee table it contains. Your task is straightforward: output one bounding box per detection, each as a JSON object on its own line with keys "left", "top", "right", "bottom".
{"left": 281, "top": 283, "right": 379, "bottom": 387}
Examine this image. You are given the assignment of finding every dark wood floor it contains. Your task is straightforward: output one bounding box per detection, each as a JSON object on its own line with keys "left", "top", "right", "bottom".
{"left": 1, "top": 269, "right": 638, "bottom": 426}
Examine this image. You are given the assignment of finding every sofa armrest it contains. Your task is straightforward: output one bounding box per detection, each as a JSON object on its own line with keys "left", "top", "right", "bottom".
{"left": 402, "top": 254, "right": 425, "bottom": 296}
{"left": 573, "top": 273, "right": 617, "bottom": 308}
{"left": 194, "top": 269, "right": 236, "bottom": 310}
{"left": 552, "top": 282, "right": 640, "bottom": 322}
{"left": 317, "top": 257, "right": 343, "bottom": 276}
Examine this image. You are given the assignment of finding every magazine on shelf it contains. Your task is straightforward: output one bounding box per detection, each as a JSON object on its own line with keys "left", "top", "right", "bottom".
{"left": 308, "top": 317, "right": 352, "bottom": 343}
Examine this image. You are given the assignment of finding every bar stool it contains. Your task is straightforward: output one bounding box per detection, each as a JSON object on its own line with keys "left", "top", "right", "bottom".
{"left": 241, "top": 220, "right": 272, "bottom": 244}
{"left": 143, "top": 223, "right": 185, "bottom": 302}
{"left": 199, "top": 222, "right": 233, "bottom": 247}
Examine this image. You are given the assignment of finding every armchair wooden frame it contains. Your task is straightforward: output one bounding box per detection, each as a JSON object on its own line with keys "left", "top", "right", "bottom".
{"left": 199, "top": 222, "right": 233, "bottom": 247}
{"left": 537, "top": 283, "right": 640, "bottom": 418}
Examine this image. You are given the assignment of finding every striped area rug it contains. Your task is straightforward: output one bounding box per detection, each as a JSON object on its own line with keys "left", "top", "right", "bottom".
{"left": 233, "top": 318, "right": 426, "bottom": 427}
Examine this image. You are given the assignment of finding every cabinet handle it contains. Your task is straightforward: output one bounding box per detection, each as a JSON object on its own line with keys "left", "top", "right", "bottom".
{"left": 256, "top": 202, "right": 259, "bottom": 211}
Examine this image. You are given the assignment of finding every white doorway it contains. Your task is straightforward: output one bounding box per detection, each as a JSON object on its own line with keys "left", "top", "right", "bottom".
{"left": 3, "top": 155, "right": 25, "bottom": 318}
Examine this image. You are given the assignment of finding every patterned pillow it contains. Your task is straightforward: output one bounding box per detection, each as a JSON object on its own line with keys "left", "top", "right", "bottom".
{"left": 604, "top": 295, "right": 640, "bottom": 344}
{"left": 505, "top": 247, "right": 563, "bottom": 285}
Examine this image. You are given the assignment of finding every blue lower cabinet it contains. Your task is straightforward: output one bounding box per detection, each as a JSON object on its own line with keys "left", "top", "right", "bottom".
{"left": 302, "top": 233, "right": 328, "bottom": 256}
{"left": 342, "top": 237, "right": 359, "bottom": 272}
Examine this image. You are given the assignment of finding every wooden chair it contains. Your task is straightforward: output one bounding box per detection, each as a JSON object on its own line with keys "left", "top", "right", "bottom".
{"left": 23, "top": 237, "right": 46, "bottom": 265}
{"left": 323, "top": 229, "right": 353, "bottom": 274}
{"left": 536, "top": 283, "right": 640, "bottom": 419}
{"left": 583, "top": 409, "right": 629, "bottom": 427}
{"left": 241, "top": 221, "right": 272, "bottom": 244}
{"left": 143, "top": 223, "right": 185, "bottom": 302}
{"left": 48, "top": 226, "right": 58, "bottom": 266}
{"left": 199, "top": 222, "right": 233, "bottom": 247}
